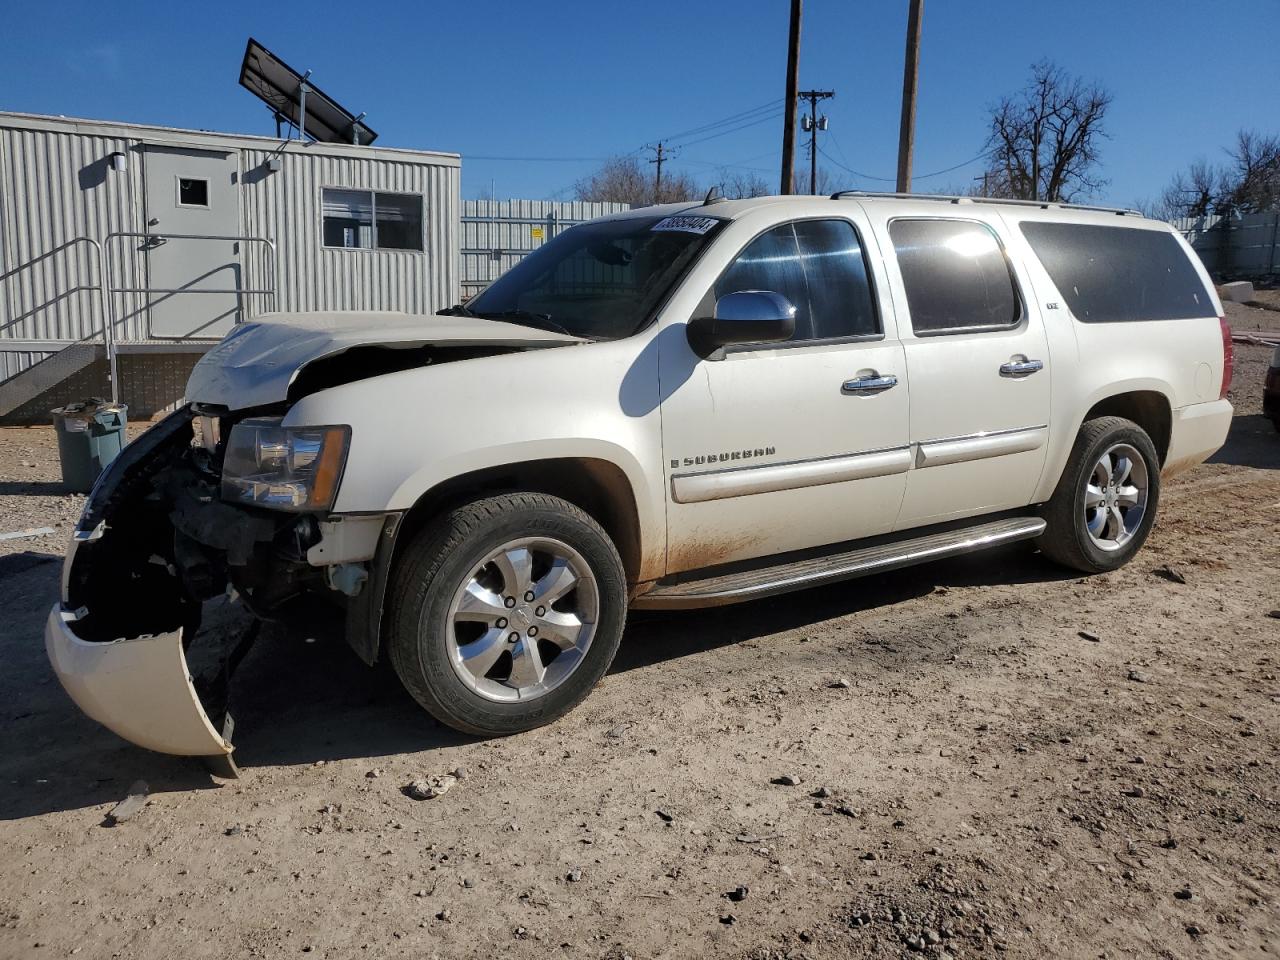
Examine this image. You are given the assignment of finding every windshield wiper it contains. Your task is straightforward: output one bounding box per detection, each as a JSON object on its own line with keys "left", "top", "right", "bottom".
{"left": 438, "top": 303, "right": 478, "bottom": 317}
{"left": 477, "top": 309, "right": 575, "bottom": 337}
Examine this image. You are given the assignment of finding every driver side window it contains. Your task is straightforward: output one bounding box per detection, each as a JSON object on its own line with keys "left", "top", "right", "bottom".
{"left": 714, "top": 219, "right": 880, "bottom": 342}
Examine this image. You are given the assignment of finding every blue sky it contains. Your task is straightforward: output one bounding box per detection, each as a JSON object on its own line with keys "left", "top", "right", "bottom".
{"left": 2, "top": 1, "right": 1276, "bottom": 206}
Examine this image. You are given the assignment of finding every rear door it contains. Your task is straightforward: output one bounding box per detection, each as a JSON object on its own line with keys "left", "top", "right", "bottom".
{"left": 872, "top": 213, "right": 1052, "bottom": 528}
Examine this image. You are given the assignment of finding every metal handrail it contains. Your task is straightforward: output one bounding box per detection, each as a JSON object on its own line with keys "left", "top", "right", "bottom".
{"left": 2, "top": 233, "right": 277, "bottom": 406}
{"left": 99, "top": 232, "right": 278, "bottom": 396}
{"left": 0, "top": 236, "right": 115, "bottom": 402}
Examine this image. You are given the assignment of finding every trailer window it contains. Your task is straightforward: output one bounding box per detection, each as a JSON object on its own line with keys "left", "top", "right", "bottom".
{"left": 1020, "top": 222, "right": 1212, "bottom": 322}
{"left": 177, "top": 177, "right": 209, "bottom": 208}
{"left": 322, "top": 189, "right": 424, "bottom": 252}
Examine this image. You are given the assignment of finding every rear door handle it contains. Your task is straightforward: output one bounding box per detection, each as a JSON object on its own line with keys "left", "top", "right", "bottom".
{"left": 999, "top": 358, "right": 1044, "bottom": 378}
{"left": 843, "top": 373, "right": 898, "bottom": 394}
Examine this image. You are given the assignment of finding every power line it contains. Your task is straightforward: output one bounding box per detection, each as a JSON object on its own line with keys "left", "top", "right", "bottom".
{"left": 657, "top": 100, "right": 784, "bottom": 146}
{"left": 466, "top": 154, "right": 609, "bottom": 163}
{"left": 819, "top": 142, "right": 992, "bottom": 184}
{"left": 464, "top": 102, "right": 785, "bottom": 166}
{"left": 674, "top": 110, "right": 785, "bottom": 149}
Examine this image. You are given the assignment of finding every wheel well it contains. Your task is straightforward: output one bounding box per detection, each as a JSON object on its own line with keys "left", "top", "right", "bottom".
{"left": 1083, "top": 391, "right": 1172, "bottom": 464}
{"left": 396, "top": 458, "right": 643, "bottom": 585}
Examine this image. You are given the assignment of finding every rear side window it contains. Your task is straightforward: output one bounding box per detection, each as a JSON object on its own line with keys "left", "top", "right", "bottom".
{"left": 889, "top": 219, "right": 1020, "bottom": 335}
{"left": 715, "top": 219, "right": 879, "bottom": 341}
{"left": 1020, "top": 222, "right": 1213, "bottom": 323}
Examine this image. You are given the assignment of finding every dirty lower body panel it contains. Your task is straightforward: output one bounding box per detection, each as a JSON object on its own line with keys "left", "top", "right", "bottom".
{"left": 45, "top": 406, "right": 387, "bottom": 768}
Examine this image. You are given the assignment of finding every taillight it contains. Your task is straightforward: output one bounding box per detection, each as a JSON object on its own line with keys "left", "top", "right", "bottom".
{"left": 1219, "top": 317, "right": 1233, "bottom": 400}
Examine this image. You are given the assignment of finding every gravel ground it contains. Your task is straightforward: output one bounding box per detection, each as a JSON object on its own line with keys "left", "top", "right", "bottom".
{"left": 0, "top": 317, "right": 1277, "bottom": 959}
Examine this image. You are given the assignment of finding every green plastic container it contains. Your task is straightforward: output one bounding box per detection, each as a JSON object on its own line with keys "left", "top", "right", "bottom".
{"left": 51, "top": 398, "right": 129, "bottom": 493}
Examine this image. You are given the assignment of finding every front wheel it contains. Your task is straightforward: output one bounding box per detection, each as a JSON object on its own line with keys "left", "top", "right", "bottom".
{"left": 1037, "top": 416, "right": 1161, "bottom": 573}
{"left": 387, "top": 492, "right": 627, "bottom": 737}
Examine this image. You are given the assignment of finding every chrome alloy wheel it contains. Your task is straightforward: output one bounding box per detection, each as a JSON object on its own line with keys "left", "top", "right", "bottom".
{"left": 1083, "top": 442, "right": 1149, "bottom": 552}
{"left": 445, "top": 537, "right": 599, "bottom": 702}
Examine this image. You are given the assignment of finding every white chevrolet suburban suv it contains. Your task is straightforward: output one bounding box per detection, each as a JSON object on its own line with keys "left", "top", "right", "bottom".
{"left": 46, "top": 192, "right": 1234, "bottom": 769}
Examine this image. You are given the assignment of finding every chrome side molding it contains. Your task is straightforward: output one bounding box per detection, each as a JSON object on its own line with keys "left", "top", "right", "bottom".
{"left": 916, "top": 425, "right": 1047, "bottom": 469}
{"left": 671, "top": 446, "right": 912, "bottom": 504}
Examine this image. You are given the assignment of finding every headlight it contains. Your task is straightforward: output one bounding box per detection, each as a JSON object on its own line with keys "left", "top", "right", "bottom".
{"left": 221, "top": 418, "right": 351, "bottom": 511}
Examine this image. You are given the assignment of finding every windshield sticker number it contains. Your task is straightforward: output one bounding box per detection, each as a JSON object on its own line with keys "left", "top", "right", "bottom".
{"left": 651, "top": 216, "right": 720, "bottom": 235}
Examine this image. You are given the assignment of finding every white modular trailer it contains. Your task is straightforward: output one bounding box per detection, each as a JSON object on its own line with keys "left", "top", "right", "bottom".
{"left": 0, "top": 110, "right": 460, "bottom": 406}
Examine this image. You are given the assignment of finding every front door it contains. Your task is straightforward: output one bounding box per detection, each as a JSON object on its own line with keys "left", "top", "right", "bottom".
{"left": 876, "top": 214, "right": 1052, "bottom": 528}
{"left": 142, "top": 146, "right": 241, "bottom": 338}
{"left": 658, "top": 214, "right": 911, "bottom": 575}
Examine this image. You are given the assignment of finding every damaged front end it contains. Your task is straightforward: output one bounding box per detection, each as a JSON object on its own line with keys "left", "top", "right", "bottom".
{"left": 46, "top": 406, "right": 391, "bottom": 772}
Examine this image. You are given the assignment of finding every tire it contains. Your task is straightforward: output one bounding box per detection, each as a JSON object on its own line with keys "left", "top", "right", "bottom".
{"left": 1037, "top": 416, "right": 1161, "bottom": 574}
{"left": 386, "top": 492, "right": 627, "bottom": 737}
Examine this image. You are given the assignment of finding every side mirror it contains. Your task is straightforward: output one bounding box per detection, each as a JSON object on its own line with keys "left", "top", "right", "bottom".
{"left": 687, "top": 290, "right": 797, "bottom": 358}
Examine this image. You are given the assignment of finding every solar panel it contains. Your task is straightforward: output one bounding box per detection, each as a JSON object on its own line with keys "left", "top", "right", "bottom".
{"left": 238, "top": 38, "right": 378, "bottom": 146}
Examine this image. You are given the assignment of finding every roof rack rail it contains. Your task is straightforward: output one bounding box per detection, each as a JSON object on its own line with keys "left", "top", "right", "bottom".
{"left": 829, "top": 190, "right": 1142, "bottom": 217}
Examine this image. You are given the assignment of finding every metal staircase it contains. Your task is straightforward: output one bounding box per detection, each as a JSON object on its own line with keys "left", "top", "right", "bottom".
{"left": 0, "top": 232, "right": 274, "bottom": 423}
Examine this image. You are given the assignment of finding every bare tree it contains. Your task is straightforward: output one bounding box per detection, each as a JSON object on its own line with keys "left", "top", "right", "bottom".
{"left": 1145, "top": 159, "right": 1221, "bottom": 220}
{"left": 713, "top": 169, "right": 771, "bottom": 199}
{"left": 1222, "top": 129, "right": 1280, "bottom": 213}
{"left": 573, "top": 156, "right": 700, "bottom": 206}
{"left": 981, "top": 60, "right": 1112, "bottom": 202}
{"left": 1146, "top": 129, "right": 1280, "bottom": 220}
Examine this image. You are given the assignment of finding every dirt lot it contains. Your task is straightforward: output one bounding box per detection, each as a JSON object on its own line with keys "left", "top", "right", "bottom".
{"left": 1, "top": 308, "right": 1277, "bottom": 960}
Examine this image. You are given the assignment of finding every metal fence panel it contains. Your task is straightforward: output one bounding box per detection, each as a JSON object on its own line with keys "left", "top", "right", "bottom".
{"left": 460, "top": 199, "right": 630, "bottom": 297}
{"left": 1172, "top": 211, "right": 1280, "bottom": 278}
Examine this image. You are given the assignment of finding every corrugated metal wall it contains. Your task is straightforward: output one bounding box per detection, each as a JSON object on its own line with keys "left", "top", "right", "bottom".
{"left": 0, "top": 125, "right": 148, "bottom": 355}
{"left": 0, "top": 116, "right": 461, "bottom": 384}
{"left": 240, "top": 144, "right": 460, "bottom": 314}
{"left": 1172, "top": 211, "right": 1280, "bottom": 278}
{"left": 461, "top": 199, "right": 629, "bottom": 297}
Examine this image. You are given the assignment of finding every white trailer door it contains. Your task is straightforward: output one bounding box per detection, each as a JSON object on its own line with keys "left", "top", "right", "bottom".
{"left": 142, "top": 146, "right": 241, "bottom": 338}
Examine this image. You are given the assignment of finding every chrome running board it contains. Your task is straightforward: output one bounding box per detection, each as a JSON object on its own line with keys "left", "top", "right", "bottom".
{"left": 633, "top": 516, "right": 1046, "bottom": 610}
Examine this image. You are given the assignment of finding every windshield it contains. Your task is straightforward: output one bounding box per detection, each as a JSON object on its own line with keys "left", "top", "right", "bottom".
{"left": 464, "top": 213, "right": 725, "bottom": 340}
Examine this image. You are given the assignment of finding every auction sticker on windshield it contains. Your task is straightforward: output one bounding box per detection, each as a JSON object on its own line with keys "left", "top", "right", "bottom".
{"left": 651, "top": 216, "right": 720, "bottom": 235}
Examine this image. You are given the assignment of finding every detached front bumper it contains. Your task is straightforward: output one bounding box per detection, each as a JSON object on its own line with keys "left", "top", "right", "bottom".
{"left": 45, "top": 604, "right": 232, "bottom": 759}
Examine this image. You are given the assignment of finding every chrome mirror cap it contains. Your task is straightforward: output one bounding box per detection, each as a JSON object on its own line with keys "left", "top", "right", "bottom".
{"left": 688, "top": 290, "right": 797, "bottom": 358}
{"left": 714, "top": 290, "right": 797, "bottom": 325}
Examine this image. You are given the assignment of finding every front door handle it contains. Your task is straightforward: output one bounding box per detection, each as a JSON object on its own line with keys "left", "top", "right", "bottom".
{"left": 843, "top": 373, "right": 898, "bottom": 394}
{"left": 999, "top": 358, "right": 1044, "bottom": 378}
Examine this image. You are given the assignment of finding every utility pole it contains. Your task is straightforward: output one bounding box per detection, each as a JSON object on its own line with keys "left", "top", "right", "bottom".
{"left": 648, "top": 142, "right": 670, "bottom": 204}
{"left": 780, "top": 0, "right": 802, "bottom": 194}
{"left": 895, "top": 0, "right": 924, "bottom": 192}
{"left": 799, "top": 89, "right": 833, "bottom": 195}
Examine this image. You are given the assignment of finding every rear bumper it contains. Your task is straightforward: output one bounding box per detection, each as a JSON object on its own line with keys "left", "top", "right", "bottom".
{"left": 45, "top": 605, "right": 232, "bottom": 759}
{"left": 1163, "top": 398, "right": 1233, "bottom": 477}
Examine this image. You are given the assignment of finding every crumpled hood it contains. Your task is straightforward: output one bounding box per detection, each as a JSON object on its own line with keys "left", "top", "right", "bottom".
{"left": 186, "top": 311, "right": 582, "bottom": 410}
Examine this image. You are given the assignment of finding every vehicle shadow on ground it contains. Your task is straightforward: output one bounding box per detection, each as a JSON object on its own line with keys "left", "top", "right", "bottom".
{"left": 0, "top": 480, "right": 71, "bottom": 496}
{"left": 0, "top": 541, "right": 1078, "bottom": 819}
{"left": 613, "top": 543, "right": 1073, "bottom": 674}
{"left": 1208, "top": 414, "right": 1279, "bottom": 470}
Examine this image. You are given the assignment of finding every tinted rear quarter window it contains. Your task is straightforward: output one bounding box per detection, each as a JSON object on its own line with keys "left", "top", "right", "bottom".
{"left": 1019, "top": 222, "right": 1213, "bottom": 323}
{"left": 889, "top": 219, "right": 1021, "bottom": 334}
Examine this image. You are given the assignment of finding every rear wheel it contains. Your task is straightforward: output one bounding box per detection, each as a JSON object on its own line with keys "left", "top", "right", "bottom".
{"left": 1037, "top": 416, "right": 1161, "bottom": 573}
{"left": 387, "top": 493, "right": 627, "bottom": 736}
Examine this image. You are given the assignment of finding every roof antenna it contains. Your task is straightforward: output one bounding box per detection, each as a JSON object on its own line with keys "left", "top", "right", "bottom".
{"left": 703, "top": 185, "right": 725, "bottom": 205}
